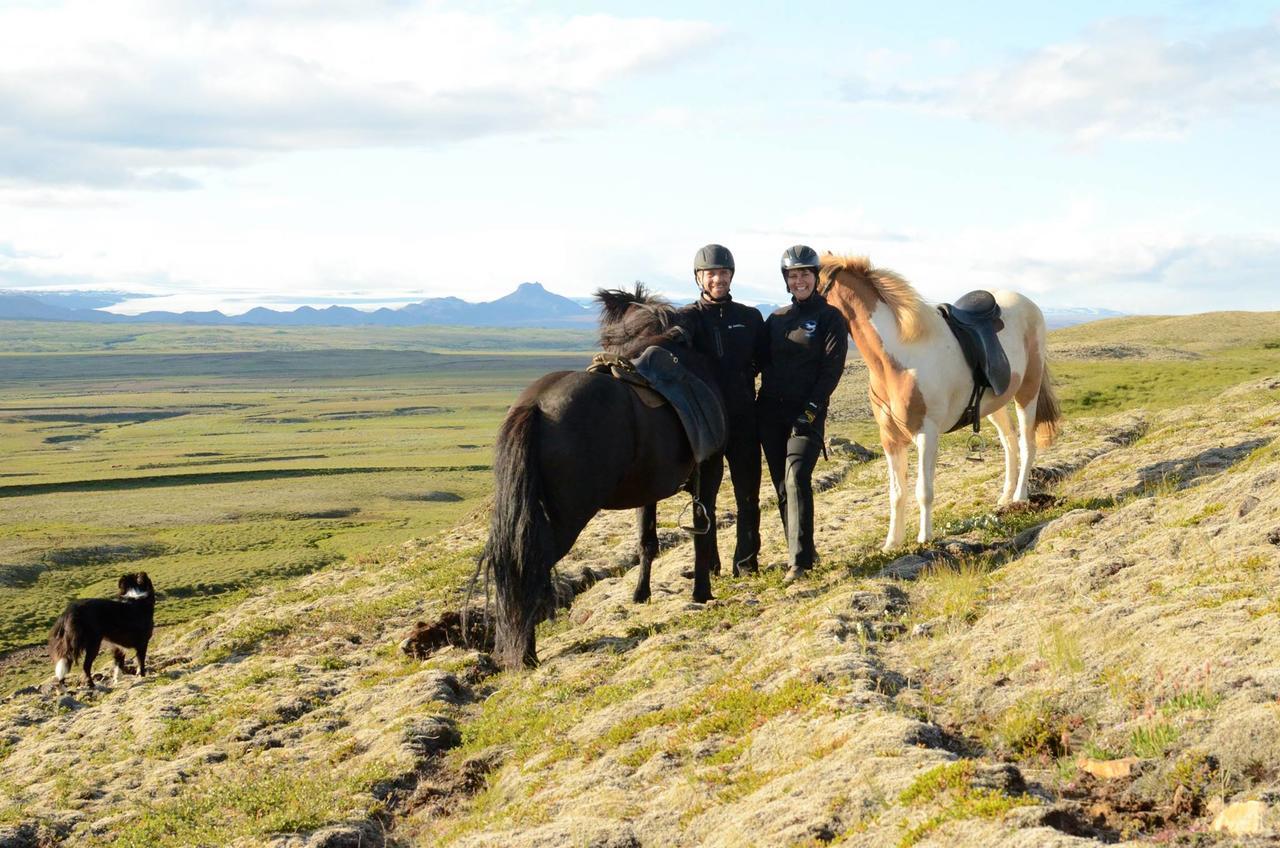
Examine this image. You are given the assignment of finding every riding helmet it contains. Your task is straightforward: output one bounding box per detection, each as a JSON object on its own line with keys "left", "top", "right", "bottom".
{"left": 693, "top": 244, "right": 735, "bottom": 280}
{"left": 780, "top": 244, "right": 821, "bottom": 284}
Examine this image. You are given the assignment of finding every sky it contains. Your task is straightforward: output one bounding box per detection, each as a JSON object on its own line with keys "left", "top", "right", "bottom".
{"left": 1, "top": 0, "right": 1278, "bottom": 315}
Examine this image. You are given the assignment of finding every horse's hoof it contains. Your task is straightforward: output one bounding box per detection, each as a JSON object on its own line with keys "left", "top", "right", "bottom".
{"left": 632, "top": 590, "right": 651, "bottom": 604}
{"left": 693, "top": 589, "right": 714, "bottom": 603}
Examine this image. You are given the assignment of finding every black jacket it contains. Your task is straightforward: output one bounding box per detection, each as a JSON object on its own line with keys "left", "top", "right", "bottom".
{"left": 758, "top": 293, "right": 849, "bottom": 415}
{"left": 672, "top": 297, "right": 765, "bottom": 416}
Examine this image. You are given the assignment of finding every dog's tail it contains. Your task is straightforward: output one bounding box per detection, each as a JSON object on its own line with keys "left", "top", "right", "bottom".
{"left": 48, "top": 610, "right": 81, "bottom": 682}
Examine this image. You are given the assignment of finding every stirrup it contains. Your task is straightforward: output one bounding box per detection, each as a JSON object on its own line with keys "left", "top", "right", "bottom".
{"left": 966, "top": 433, "right": 986, "bottom": 462}
{"left": 677, "top": 496, "right": 710, "bottom": 534}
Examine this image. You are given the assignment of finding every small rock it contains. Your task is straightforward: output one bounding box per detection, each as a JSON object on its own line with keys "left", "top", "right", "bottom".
{"left": 878, "top": 554, "right": 930, "bottom": 581}
{"left": 304, "top": 821, "right": 382, "bottom": 848}
{"left": 56, "top": 694, "right": 84, "bottom": 711}
{"left": 911, "top": 621, "right": 935, "bottom": 638}
{"left": 585, "top": 829, "right": 641, "bottom": 848}
{"left": 1239, "top": 495, "right": 1261, "bottom": 518}
{"left": 972, "top": 762, "right": 1027, "bottom": 794}
{"left": 1268, "top": 527, "right": 1280, "bottom": 547}
{"left": 403, "top": 715, "right": 461, "bottom": 760}
{"left": 1076, "top": 756, "right": 1140, "bottom": 780}
{"left": 1212, "top": 800, "right": 1272, "bottom": 835}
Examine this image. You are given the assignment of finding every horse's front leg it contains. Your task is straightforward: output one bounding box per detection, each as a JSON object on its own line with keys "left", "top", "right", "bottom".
{"left": 632, "top": 503, "right": 657, "bottom": 603}
{"left": 986, "top": 405, "right": 1019, "bottom": 505}
{"left": 882, "top": 441, "right": 909, "bottom": 551}
{"left": 914, "top": 424, "right": 939, "bottom": 544}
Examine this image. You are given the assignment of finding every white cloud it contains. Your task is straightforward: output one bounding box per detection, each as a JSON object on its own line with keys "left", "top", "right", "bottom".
{"left": 843, "top": 17, "right": 1280, "bottom": 143}
{"left": 0, "top": 2, "right": 720, "bottom": 188}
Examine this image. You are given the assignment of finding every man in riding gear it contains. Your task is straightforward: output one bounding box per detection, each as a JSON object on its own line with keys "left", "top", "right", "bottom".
{"left": 758, "top": 245, "right": 848, "bottom": 583}
{"left": 668, "top": 244, "right": 766, "bottom": 576}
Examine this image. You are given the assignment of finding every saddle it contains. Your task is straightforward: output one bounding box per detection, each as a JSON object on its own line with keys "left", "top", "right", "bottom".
{"left": 937, "top": 290, "right": 1011, "bottom": 434}
{"left": 586, "top": 347, "right": 727, "bottom": 464}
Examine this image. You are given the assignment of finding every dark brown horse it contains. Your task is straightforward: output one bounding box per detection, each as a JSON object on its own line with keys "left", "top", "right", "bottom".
{"left": 484, "top": 285, "right": 721, "bottom": 669}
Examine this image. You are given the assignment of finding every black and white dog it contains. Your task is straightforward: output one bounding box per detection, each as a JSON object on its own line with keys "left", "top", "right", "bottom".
{"left": 49, "top": 572, "right": 155, "bottom": 689}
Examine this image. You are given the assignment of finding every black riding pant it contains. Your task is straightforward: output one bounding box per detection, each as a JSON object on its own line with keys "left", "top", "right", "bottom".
{"left": 694, "top": 409, "right": 761, "bottom": 573}
{"left": 759, "top": 404, "right": 823, "bottom": 571}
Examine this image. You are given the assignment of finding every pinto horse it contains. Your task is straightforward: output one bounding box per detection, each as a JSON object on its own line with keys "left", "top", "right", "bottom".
{"left": 819, "top": 255, "right": 1062, "bottom": 550}
{"left": 483, "top": 285, "right": 721, "bottom": 670}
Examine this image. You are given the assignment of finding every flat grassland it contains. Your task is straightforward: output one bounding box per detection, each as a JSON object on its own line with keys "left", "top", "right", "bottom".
{"left": 2, "top": 312, "right": 1278, "bottom": 688}
{"left": 0, "top": 321, "right": 594, "bottom": 681}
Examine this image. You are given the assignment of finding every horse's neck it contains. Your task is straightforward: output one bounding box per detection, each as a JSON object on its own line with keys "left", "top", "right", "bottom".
{"left": 850, "top": 298, "right": 908, "bottom": 367}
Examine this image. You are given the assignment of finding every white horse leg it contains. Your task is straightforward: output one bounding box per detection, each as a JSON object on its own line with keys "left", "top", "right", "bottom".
{"left": 883, "top": 442, "right": 908, "bottom": 550}
{"left": 986, "top": 404, "right": 1019, "bottom": 505}
{"left": 1013, "top": 397, "right": 1039, "bottom": 501}
{"left": 914, "top": 424, "right": 939, "bottom": 544}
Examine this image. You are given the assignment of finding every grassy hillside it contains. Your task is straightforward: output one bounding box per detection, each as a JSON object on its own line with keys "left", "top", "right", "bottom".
{"left": 1, "top": 311, "right": 1278, "bottom": 847}
{"left": 0, "top": 334, "right": 589, "bottom": 671}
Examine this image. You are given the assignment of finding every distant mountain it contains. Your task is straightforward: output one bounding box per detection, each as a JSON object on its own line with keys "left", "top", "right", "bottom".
{"left": 0, "top": 285, "right": 1125, "bottom": 330}
{"left": 10, "top": 289, "right": 155, "bottom": 310}
{"left": 1041, "top": 307, "right": 1127, "bottom": 330}
{"left": 0, "top": 293, "right": 87, "bottom": 321}
{"left": 0, "top": 282, "right": 597, "bottom": 328}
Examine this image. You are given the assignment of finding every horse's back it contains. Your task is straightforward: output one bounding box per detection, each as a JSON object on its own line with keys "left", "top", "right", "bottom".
{"left": 519, "top": 369, "right": 690, "bottom": 513}
{"left": 993, "top": 289, "right": 1047, "bottom": 339}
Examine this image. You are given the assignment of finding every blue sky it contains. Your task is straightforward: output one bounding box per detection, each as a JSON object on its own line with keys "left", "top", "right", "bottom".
{"left": 1, "top": 1, "right": 1277, "bottom": 315}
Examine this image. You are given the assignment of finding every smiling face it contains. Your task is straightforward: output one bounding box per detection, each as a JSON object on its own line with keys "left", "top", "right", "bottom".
{"left": 697, "top": 267, "right": 733, "bottom": 300}
{"left": 786, "top": 267, "right": 816, "bottom": 301}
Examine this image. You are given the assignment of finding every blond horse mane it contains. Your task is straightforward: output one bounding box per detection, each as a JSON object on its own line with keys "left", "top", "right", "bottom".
{"left": 820, "top": 254, "right": 935, "bottom": 343}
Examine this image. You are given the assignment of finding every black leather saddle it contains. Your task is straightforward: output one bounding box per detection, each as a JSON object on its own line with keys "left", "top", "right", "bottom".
{"left": 631, "top": 345, "right": 727, "bottom": 463}
{"left": 937, "top": 290, "right": 1011, "bottom": 433}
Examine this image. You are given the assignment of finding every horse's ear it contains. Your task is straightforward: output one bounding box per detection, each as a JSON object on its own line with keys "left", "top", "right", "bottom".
{"left": 823, "top": 250, "right": 833, "bottom": 256}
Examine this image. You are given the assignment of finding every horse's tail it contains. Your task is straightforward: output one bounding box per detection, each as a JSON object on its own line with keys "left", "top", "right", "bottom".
{"left": 484, "top": 403, "right": 556, "bottom": 670}
{"left": 1034, "top": 362, "right": 1062, "bottom": 448}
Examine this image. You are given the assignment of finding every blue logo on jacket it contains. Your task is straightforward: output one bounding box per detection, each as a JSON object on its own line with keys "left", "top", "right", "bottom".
{"left": 801, "top": 319, "right": 818, "bottom": 336}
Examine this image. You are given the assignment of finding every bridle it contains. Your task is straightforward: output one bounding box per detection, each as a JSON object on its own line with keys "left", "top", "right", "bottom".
{"left": 818, "top": 271, "right": 837, "bottom": 298}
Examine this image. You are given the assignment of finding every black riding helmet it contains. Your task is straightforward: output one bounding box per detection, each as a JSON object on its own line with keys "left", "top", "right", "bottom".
{"left": 780, "top": 244, "right": 820, "bottom": 287}
{"left": 693, "top": 244, "right": 735, "bottom": 279}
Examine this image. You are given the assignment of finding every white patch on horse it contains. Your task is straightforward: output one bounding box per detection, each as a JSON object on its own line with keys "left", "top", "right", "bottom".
{"left": 55, "top": 658, "right": 69, "bottom": 682}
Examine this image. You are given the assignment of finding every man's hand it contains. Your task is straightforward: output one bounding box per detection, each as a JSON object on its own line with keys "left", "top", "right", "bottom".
{"left": 792, "top": 402, "right": 819, "bottom": 437}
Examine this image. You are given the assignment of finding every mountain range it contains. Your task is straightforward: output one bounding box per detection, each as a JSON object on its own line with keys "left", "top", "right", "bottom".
{"left": 0, "top": 284, "right": 1123, "bottom": 328}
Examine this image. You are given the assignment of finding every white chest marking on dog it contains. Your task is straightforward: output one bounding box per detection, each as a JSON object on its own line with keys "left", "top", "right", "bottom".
{"left": 123, "top": 588, "right": 149, "bottom": 599}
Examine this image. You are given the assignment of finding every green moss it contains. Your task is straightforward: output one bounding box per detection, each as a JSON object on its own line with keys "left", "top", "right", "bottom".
{"left": 584, "top": 674, "right": 831, "bottom": 760}
{"left": 200, "top": 619, "right": 295, "bottom": 664}
{"left": 897, "top": 760, "right": 1036, "bottom": 847}
{"left": 990, "top": 692, "right": 1072, "bottom": 759}
{"left": 96, "top": 762, "right": 391, "bottom": 848}
{"left": 899, "top": 761, "right": 976, "bottom": 804}
{"left": 149, "top": 713, "right": 222, "bottom": 757}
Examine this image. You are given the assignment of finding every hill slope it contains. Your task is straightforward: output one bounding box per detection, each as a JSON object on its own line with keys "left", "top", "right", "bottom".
{"left": 1, "top": 347, "right": 1279, "bottom": 846}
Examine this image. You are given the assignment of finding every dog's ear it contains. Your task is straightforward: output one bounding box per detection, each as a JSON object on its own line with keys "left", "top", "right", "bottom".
{"left": 137, "top": 572, "right": 152, "bottom": 589}
{"left": 118, "top": 574, "right": 132, "bottom": 594}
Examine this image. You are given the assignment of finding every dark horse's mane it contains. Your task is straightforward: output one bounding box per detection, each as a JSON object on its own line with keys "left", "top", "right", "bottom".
{"left": 594, "top": 284, "right": 676, "bottom": 359}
